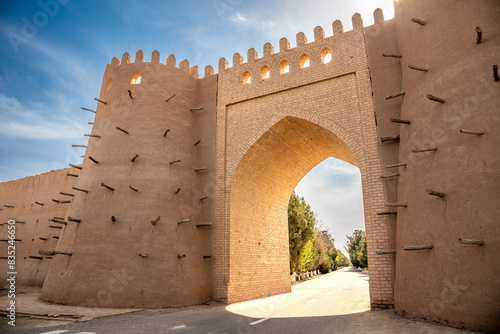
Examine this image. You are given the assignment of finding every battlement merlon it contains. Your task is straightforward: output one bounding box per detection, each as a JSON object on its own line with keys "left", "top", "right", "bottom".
{"left": 104, "top": 49, "right": 215, "bottom": 80}
{"left": 215, "top": 10, "right": 392, "bottom": 105}
{"left": 100, "top": 9, "right": 389, "bottom": 81}
{"left": 218, "top": 10, "right": 392, "bottom": 72}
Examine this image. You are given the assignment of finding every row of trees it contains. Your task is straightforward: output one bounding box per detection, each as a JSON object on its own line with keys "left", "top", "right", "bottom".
{"left": 288, "top": 191, "right": 349, "bottom": 274}
{"left": 345, "top": 229, "right": 368, "bottom": 269}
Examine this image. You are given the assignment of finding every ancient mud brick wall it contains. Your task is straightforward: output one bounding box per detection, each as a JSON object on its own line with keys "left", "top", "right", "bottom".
{"left": 391, "top": 1, "right": 500, "bottom": 331}
{"left": 0, "top": 168, "right": 77, "bottom": 286}
{"left": 40, "top": 51, "right": 217, "bottom": 308}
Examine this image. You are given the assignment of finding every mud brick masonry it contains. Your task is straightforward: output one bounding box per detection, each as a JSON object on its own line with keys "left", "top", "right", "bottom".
{"left": 1, "top": 0, "right": 499, "bottom": 332}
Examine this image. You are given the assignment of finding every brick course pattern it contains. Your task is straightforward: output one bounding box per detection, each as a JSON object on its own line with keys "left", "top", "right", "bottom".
{"left": 214, "top": 14, "right": 390, "bottom": 305}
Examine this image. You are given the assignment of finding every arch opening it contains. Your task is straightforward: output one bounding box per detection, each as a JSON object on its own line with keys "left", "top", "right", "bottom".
{"left": 242, "top": 71, "right": 251, "bottom": 84}
{"left": 261, "top": 65, "right": 270, "bottom": 79}
{"left": 228, "top": 116, "right": 364, "bottom": 303}
{"left": 131, "top": 72, "right": 142, "bottom": 84}
{"left": 321, "top": 48, "right": 332, "bottom": 64}
{"left": 280, "top": 60, "right": 290, "bottom": 74}
{"left": 294, "top": 157, "right": 364, "bottom": 264}
{"left": 300, "top": 54, "right": 310, "bottom": 68}
{"left": 106, "top": 77, "right": 113, "bottom": 91}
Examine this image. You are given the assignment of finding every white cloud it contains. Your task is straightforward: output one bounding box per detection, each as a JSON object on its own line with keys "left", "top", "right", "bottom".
{"left": 234, "top": 12, "right": 248, "bottom": 25}
{"left": 0, "top": 33, "right": 99, "bottom": 142}
{"left": 0, "top": 93, "right": 86, "bottom": 140}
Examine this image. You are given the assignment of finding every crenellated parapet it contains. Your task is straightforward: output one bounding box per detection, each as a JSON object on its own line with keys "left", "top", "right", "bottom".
{"left": 103, "top": 50, "right": 215, "bottom": 95}
{"left": 216, "top": 12, "right": 390, "bottom": 104}
{"left": 108, "top": 49, "right": 216, "bottom": 76}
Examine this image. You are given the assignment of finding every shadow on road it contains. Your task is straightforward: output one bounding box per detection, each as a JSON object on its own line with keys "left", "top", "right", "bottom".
{"left": 4, "top": 303, "right": 479, "bottom": 334}
{"left": 2, "top": 267, "right": 481, "bottom": 334}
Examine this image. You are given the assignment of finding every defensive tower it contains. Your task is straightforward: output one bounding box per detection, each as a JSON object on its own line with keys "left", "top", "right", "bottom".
{"left": 40, "top": 51, "right": 218, "bottom": 307}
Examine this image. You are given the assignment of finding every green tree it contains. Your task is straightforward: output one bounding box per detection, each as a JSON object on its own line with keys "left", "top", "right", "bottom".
{"left": 335, "top": 251, "right": 349, "bottom": 268}
{"left": 313, "top": 228, "right": 337, "bottom": 273}
{"left": 345, "top": 230, "right": 368, "bottom": 269}
{"left": 288, "top": 191, "right": 316, "bottom": 272}
{"left": 298, "top": 239, "right": 316, "bottom": 272}
{"left": 288, "top": 191, "right": 349, "bottom": 274}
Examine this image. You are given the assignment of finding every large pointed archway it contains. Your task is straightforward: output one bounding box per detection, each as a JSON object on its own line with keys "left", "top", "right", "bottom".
{"left": 213, "top": 23, "right": 394, "bottom": 307}
{"left": 228, "top": 116, "right": 359, "bottom": 301}
{"left": 213, "top": 110, "right": 393, "bottom": 308}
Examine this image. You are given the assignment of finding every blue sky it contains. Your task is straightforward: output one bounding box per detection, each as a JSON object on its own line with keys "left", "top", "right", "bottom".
{"left": 0, "top": 0, "right": 394, "bottom": 250}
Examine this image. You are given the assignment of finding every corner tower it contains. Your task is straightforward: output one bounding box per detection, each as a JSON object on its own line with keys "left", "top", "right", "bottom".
{"left": 365, "top": 1, "right": 500, "bottom": 331}
{"left": 40, "top": 51, "right": 217, "bottom": 308}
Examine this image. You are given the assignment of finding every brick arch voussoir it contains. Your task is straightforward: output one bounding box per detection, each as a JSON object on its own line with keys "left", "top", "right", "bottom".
{"left": 230, "top": 110, "right": 365, "bottom": 182}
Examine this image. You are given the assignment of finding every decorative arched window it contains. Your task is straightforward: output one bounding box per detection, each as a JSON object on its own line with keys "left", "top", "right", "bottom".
{"left": 321, "top": 48, "right": 332, "bottom": 64}
{"left": 131, "top": 72, "right": 142, "bottom": 84}
{"left": 280, "top": 60, "right": 290, "bottom": 74}
{"left": 106, "top": 78, "right": 113, "bottom": 91}
{"left": 242, "top": 71, "right": 251, "bottom": 84}
{"left": 300, "top": 54, "right": 310, "bottom": 68}
{"left": 261, "top": 66, "right": 270, "bottom": 79}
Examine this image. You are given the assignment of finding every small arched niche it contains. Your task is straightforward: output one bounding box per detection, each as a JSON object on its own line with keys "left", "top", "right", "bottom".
{"left": 106, "top": 78, "right": 113, "bottom": 91}
{"left": 242, "top": 71, "right": 251, "bottom": 84}
{"left": 131, "top": 72, "right": 142, "bottom": 84}
{"left": 261, "top": 66, "right": 270, "bottom": 80}
{"left": 321, "top": 48, "right": 332, "bottom": 64}
{"left": 300, "top": 54, "right": 310, "bottom": 68}
{"left": 280, "top": 60, "right": 290, "bottom": 74}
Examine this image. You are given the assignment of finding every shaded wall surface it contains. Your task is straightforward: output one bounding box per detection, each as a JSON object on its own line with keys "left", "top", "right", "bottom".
{"left": 0, "top": 168, "right": 78, "bottom": 286}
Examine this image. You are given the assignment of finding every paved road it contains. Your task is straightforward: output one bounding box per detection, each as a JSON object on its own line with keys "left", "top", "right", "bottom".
{"left": 5, "top": 267, "right": 474, "bottom": 334}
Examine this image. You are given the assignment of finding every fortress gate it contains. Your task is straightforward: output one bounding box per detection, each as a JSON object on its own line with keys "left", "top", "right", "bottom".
{"left": 212, "top": 15, "right": 393, "bottom": 307}
{"left": 2, "top": 1, "right": 499, "bottom": 331}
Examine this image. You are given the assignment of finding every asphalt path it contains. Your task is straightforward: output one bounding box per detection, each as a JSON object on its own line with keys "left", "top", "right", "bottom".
{"left": 5, "top": 267, "right": 474, "bottom": 334}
